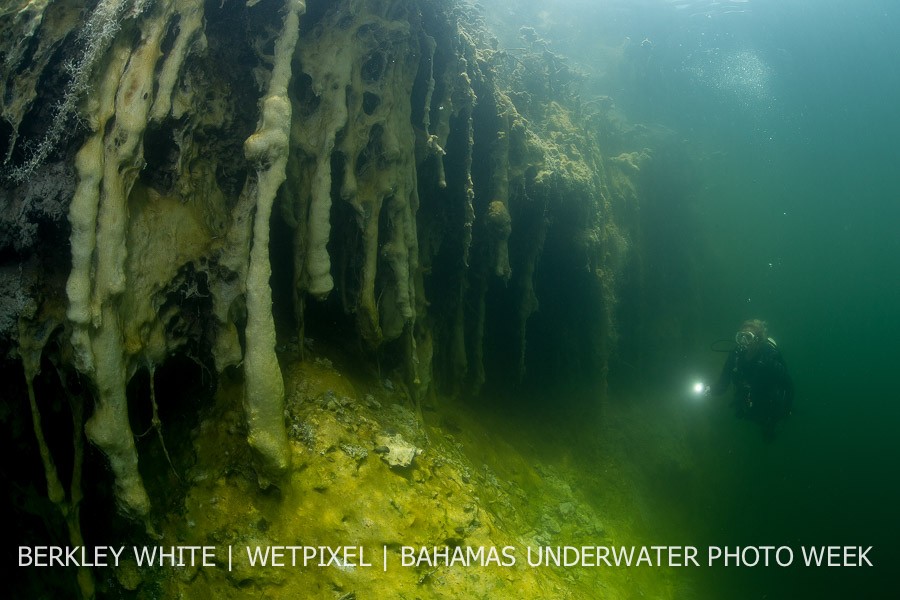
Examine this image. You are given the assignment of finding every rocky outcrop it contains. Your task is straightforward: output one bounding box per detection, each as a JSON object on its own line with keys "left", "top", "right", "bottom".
{"left": 1, "top": 0, "right": 650, "bottom": 536}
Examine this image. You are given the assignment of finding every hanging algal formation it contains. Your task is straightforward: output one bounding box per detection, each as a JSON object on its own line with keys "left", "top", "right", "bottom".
{"left": 1, "top": 0, "right": 653, "bottom": 535}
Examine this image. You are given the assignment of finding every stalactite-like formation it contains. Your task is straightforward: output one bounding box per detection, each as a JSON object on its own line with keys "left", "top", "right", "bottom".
{"left": 18, "top": 304, "right": 95, "bottom": 599}
{"left": 66, "top": 0, "right": 170, "bottom": 518}
{"left": 241, "top": 0, "right": 304, "bottom": 481}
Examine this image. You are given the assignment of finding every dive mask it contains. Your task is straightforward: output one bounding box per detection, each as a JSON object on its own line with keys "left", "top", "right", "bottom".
{"left": 735, "top": 330, "right": 757, "bottom": 347}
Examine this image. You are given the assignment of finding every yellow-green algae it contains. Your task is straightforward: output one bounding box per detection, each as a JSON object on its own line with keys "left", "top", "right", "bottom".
{"left": 147, "top": 352, "right": 686, "bottom": 599}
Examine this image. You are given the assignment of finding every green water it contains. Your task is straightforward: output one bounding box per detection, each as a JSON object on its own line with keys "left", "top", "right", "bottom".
{"left": 489, "top": 0, "right": 900, "bottom": 597}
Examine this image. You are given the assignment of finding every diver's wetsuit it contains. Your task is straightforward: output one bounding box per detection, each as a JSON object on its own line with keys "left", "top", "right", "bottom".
{"left": 712, "top": 339, "right": 794, "bottom": 435}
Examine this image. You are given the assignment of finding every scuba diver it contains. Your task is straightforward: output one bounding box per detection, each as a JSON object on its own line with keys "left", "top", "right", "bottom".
{"left": 709, "top": 319, "right": 794, "bottom": 439}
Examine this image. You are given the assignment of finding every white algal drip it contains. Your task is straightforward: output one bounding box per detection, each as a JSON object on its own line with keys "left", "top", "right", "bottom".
{"left": 241, "top": 0, "right": 306, "bottom": 481}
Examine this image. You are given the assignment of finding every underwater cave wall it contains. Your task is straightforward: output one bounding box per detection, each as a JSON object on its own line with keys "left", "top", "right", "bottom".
{"left": 0, "top": 0, "right": 650, "bottom": 526}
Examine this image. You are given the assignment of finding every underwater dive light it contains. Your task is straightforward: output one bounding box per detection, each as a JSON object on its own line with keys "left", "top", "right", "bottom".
{"left": 691, "top": 381, "right": 710, "bottom": 398}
